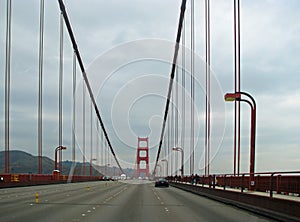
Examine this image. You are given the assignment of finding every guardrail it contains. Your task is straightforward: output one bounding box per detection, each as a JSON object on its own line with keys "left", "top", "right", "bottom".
{"left": 167, "top": 171, "right": 300, "bottom": 197}
{"left": 169, "top": 181, "right": 300, "bottom": 222}
{"left": 0, "top": 173, "right": 104, "bottom": 188}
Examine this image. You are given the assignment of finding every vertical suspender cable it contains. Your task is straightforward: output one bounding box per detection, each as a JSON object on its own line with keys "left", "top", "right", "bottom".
{"left": 101, "top": 129, "right": 103, "bottom": 167}
{"left": 57, "top": 0, "right": 124, "bottom": 173}
{"left": 234, "top": 0, "right": 241, "bottom": 176}
{"left": 237, "top": 0, "right": 241, "bottom": 176}
{"left": 168, "top": 113, "right": 170, "bottom": 175}
{"left": 207, "top": 0, "right": 211, "bottom": 176}
{"left": 72, "top": 52, "right": 76, "bottom": 164}
{"left": 109, "top": 140, "right": 111, "bottom": 168}
{"left": 205, "top": 0, "right": 207, "bottom": 176}
{"left": 4, "top": 0, "right": 12, "bottom": 174}
{"left": 68, "top": 52, "right": 77, "bottom": 181}
{"left": 107, "top": 138, "right": 109, "bottom": 172}
{"left": 82, "top": 84, "right": 86, "bottom": 175}
{"left": 96, "top": 121, "right": 99, "bottom": 167}
{"left": 170, "top": 90, "right": 174, "bottom": 175}
{"left": 104, "top": 139, "right": 106, "bottom": 175}
{"left": 90, "top": 101, "right": 93, "bottom": 175}
{"left": 181, "top": 21, "right": 185, "bottom": 177}
{"left": 163, "top": 135, "right": 166, "bottom": 159}
{"left": 58, "top": 4, "right": 64, "bottom": 171}
{"left": 164, "top": 136, "right": 167, "bottom": 175}
{"left": 233, "top": 0, "right": 237, "bottom": 176}
{"left": 153, "top": 0, "right": 187, "bottom": 175}
{"left": 167, "top": 114, "right": 170, "bottom": 176}
{"left": 175, "top": 67, "right": 179, "bottom": 175}
{"left": 106, "top": 139, "right": 108, "bottom": 168}
{"left": 190, "top": 0, "right": 195, "bottom": 175}
{"left": 38, "top": 0, "right": 45, "bottom": 174}
{"left": 205, "top": 0, "right": 211, "bottom": 176}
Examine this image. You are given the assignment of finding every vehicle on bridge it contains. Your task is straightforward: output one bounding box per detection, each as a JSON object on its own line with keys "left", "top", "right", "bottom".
{"left": 155, "top": 178, "right": 169, "bottom": 187}
{"left": 120, "top": 174, "right": 127, "bottom": 180}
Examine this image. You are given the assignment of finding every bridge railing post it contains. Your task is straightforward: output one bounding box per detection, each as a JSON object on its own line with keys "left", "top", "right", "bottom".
{"left": 270, "top": 173, "right": 275, "bottom": 198}
{"left": 241, "top": 174, "right": 245, "bottom": 193}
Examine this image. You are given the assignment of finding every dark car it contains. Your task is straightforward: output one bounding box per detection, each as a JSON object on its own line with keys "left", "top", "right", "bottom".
{"left": 155, "top": 178, "right": 169, "bottom": 187}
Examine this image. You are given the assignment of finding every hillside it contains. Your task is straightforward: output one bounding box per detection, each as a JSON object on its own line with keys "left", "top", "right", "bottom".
{"left": 0, "top": 150, "right": 101, "bottom": 176}
{"left": 0, "top": 150, "right": 134, "bottom": 177}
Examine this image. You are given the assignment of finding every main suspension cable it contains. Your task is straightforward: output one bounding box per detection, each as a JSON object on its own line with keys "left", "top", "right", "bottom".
{"left": 153, "top": 0, "right": 187, "bottom": 176}
{"left": 57, "top": 0, "right": 124, "bottom": 174}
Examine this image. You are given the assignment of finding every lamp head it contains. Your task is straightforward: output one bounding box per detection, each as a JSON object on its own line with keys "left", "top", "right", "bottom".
{"left": 224, "top": 93, "right": 241, "bottom": 102}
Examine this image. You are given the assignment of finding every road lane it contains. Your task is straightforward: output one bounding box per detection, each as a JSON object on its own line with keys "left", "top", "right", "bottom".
{"left": 86, "top": 181, "right": 168, "bottom": 222}
{"left": 72, "top": 180, "right": 274, "bottom": 222}
{"left": 0, "top": 180, "right": 275, "bottom": 222}
{"left": 0, "top": 181, "right": 125, "bottom": 222}
{"left": 155, "top": 185, "right": 272, "bottom": 222}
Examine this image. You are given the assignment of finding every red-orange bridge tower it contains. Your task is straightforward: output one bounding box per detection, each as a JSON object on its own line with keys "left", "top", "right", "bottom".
{"left": 136, "top": 137, "right": 150, "bottom": 178}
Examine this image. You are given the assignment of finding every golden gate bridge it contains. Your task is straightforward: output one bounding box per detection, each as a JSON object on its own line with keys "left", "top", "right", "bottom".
{"left": 1, "top": 1, "right": 300, "bottom": 220}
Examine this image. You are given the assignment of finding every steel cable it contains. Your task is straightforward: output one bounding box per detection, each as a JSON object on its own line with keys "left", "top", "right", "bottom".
{"left": 205, "top": 0, "right": 211, "bottom": 176}
{"left": 38, "top": 0, "right": 45, "bottom": 174}
{"left": 153, "top": 0, "right": 187, "bottom": 176}
{"left": 57, "top": 0, "right": 124, "bottom": 174}
{"left": 5, "top": 0, "right": 12, "bottom": 174}
{"left": 58, "top": 7, "right": 64, "bottom": 171}
{"left": 72, "top": 52, "right": 76, "bottom": 164}
{"left": 190, "top": 0, "right": 195, "bottom": 175}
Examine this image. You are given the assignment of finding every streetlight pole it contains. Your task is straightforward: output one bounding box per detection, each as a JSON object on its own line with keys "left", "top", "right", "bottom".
{"left": 156, "top": 164, "right": 162, "bottom": 177}
{"left": 172, "top": 147, "right": 184, "bottom": 179}
{"left": 224, "top": 91, "right": 256, "bottom": 189}
{"left": 54, "top": 146, "right": 67, "bottom": 171}
{"left": 161, "top": 159, "right": 168, "bottom": 177}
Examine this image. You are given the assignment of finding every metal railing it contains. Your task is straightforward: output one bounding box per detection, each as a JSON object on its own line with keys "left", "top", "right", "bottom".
{"left": 167, "top": 171, "right": 300, "bottom": 198}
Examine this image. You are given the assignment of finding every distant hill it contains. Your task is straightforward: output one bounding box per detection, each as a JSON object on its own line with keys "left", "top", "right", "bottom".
{"left": 0, "top": 150, "right": 101, "bottom": 176}
{"left": 0, "top": 150, "right": 53, "bottom": 174}
{"left": 0, "top": 150, "right": 134, "bottom": 177}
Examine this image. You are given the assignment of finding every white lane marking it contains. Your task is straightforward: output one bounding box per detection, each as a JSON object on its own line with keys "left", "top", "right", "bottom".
{"left": 153, "top": 189, "right": 169, "bottom": 213}
{"left": 81, "top": 214, "right": 86, "bottom": 217}
{"left": 102, "top": 186, "right": 128, "bottom": 204}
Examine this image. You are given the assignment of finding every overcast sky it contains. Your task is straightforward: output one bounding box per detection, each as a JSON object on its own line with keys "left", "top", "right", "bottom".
{"left": 0, "top": 0, "right": 299, "bottom": 175}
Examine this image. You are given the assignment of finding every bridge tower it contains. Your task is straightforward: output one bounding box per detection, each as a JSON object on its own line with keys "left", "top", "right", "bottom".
{"left": 136, "top": 137, "right": 150, "bottom": 178}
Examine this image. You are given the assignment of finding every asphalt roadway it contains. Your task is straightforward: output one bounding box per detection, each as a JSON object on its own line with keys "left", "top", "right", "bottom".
{"left": 0, "top": 180, "right": 275, "bottom": 222}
